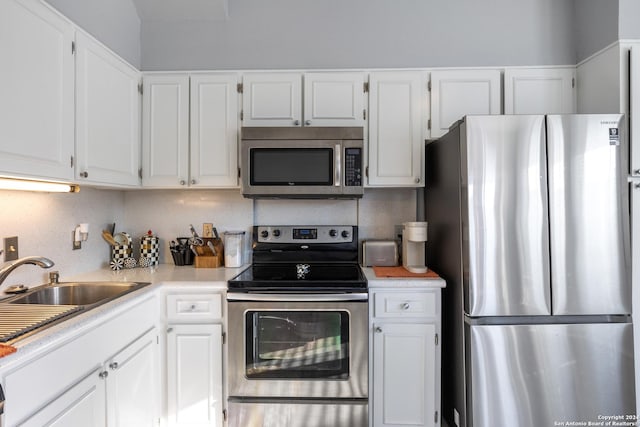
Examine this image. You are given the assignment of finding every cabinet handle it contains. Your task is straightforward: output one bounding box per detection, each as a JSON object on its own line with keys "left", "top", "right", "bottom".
{"left": 414, "top": 177, "right": 421, "bottom": 184}
{"left": 293, "top": 120, "right": 300, "bottom": 126}
{"left": 167, "top": 327, "right": 174, "bottom": 333}
{"left": 634, "top": 169, "right": 640, "bottom": 175}
{"left": 401, "top": 302, "right": 411, "bottom": 310}
{"left": 190, "top": 179, "right": 196, "bottom": 185}
{"left": 375, "top": 326, "right": 383, "bottom": 333}
{"left": 109, "top": 362, "right": 119, "bottom": 370}
{"left": 179, "top": 180, "right": 186, "bottom": 186}
{"left": 80, "top": 171, "right": 89, "bottom": 178}
{"left": 99, "top": 371, "right": 109, "bottom": 379}
{"left": 190, "top": 304, "right": 197, "bottom": 311}
{"left": 635, "top": 183, "right": 640, "bottom": 190}
{"left": 304, "top": 120, "right": 311, "bottom": 126}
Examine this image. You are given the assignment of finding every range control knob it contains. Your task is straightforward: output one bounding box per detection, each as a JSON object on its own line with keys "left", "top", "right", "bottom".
{"left": 272, "top": 229, "right": 281, "bottom": 237}
{"left": 260, "top": 230, "right": 269, "bottom": 239}
{"left": 329, "top": 229, "right": 338, "bottom": 237}
{"left": 341, "top": 230, "right": 350, "bottom": 238}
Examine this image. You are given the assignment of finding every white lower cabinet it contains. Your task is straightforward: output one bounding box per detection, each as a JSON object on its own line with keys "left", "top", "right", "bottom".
{"left": 370, "top": 288, "right": 442, "bottom": 427}
{"left": 20, "top": 368, "right": 106, "bottom": 427}
{"left": 165, "top": 292, "right": 225, "bottom": 427}
{"left": 2, "top": 296, "right": 159, "bottom": 427}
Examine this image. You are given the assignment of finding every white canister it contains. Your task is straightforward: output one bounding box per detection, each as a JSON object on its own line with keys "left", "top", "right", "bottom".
{"left": 223, "top": 231, "right": 245, "bottom": 267}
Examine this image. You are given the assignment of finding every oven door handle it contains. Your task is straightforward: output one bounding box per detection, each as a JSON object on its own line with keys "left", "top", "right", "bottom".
{"left": 227, "top": 293, "right": 368, "bottom": 302}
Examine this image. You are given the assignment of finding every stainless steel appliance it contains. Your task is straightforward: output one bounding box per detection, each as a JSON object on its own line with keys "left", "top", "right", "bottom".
{"left": 240, "top": 127, "right": 364, "bottom": 199}
{"left": 425, "top": 114, "right": 635, "bottom": 427}
{"left": 227, "top": 225, "right": 368, "bottom": 427}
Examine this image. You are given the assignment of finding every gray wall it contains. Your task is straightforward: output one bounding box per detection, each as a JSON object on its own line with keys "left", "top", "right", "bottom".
{"left": 46, "top": 0, "right": 141, "bottom": 68}
{"left": 574, "top": 0, "right": 619, "bottom": 62}
{"left": 141, "top": 0, "right": 576, "bottom": 71}
{"left": 620, "top": 0, "right": 640, "bottom": 40}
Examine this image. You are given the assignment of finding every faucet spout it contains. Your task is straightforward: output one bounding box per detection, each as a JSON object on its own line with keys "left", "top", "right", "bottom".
{"left": 0, "top": 256, "right": 55, "bottom": 287}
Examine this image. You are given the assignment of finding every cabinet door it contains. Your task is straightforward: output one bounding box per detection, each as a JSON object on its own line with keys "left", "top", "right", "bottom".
{"left": 430, "top": 69, "right": 501, "bottom": 138}
{"left": 106, "top": 328, "right": 159, "bottom": 427}
{"left": 20, "top": 368, "right": 106, "bottom": 427}
{"left": 631, "top": 48, "right": 640, "bottom": 177}
{"left": 373, "top": 323, "right": 437, "bottom": 427}
{"left": 242, "top": 73, "right": 302, "bottom": 126}
{"left": 0, "top": 0, "right": 74, "bottom": 181}
{"left": 303, "top": 72, "right": 366, "bottom": 127}
{"left": 190, "top": 74, "right": 240, "bottom": 187}
{"left": 75, "top": 30, "right": 141, "bottom": 187}
{"left": 504, "top": 67, "right": 576, "bottom": 114}
{"left": 167, "top": 324, "right": 223, "bottom": 427}
{"left": 368, "top": 71, "right": 427, "bottom": 187}
{"left": 141, "top": 74, "right": 190, "bottom": 188}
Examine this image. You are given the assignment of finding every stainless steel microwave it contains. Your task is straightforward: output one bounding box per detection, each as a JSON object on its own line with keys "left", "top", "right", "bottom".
{"left": 240, "top": 127, "right": 364, "bottom": 199}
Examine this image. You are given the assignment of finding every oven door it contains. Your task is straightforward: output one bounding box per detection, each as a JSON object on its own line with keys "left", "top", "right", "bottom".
{"left": 227, "top": 293, "right": 368, "bottom": 399}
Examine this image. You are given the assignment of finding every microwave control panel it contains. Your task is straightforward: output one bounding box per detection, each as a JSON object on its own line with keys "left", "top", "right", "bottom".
{"left": 344, "top": 147, "right": 362, "bottom": 187}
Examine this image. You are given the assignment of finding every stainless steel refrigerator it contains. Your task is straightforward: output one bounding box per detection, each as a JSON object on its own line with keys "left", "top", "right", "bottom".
{"left": 425, "top": 114, "right": 635, "bottom": 427}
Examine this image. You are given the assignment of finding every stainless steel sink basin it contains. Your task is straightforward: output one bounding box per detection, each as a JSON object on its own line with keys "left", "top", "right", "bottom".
{"left": 7, "top": 282, "right": 150, "bottom": 307}
{"left": 0, "top": 281, "right": 151, "bottom": 344}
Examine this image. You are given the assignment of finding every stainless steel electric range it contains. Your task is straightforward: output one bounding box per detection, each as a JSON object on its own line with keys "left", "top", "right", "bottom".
{"left": 227, "top": 225, "right": 368, "bottom": 427}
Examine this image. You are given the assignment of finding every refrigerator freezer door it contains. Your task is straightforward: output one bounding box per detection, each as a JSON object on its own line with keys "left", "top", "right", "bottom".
{"left": 463, "top": 115, "right": 551, "bottom": 316}
{"left": 631, "top": 47, "right": 640, "bottom": 177}
{"left": 468, "top": 322, "right": 636, "bottom": 427}
{"left": 547, "top": 114, "right": 631, "bottom": 315}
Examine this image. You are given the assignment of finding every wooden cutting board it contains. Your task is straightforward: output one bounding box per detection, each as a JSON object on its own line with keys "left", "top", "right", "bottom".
{"left": 373, "top": 266, "right": 440, "bottom": 278}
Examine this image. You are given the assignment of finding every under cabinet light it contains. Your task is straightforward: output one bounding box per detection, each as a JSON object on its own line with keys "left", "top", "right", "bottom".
{"left": 0, "top": 178, "right": 80, "bottom": 193}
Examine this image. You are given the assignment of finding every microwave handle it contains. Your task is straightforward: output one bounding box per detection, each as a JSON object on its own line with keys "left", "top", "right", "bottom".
{"left": 334, "top": 144, "right": 341, "bottom": 186}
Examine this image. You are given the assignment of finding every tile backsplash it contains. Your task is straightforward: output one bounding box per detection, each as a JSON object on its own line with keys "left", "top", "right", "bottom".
{"left": 0, "top": 186, "right": 417, "bottom": 291}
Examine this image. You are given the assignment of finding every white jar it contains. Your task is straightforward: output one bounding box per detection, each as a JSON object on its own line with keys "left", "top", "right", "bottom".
{"left": 223, "top": 231, "right": 245, "bottom": 267}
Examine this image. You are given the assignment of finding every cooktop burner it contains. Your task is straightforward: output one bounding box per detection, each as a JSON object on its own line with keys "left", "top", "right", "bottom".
{"left": 228, "top": 225, "right": 366, "bottom": 293}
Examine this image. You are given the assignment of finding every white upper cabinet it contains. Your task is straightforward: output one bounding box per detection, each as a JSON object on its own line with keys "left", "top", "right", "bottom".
{"left": 190, "top": 74, "right": 240, "bottom": 187}
{"left": 0, "top": 0, "right": 74, "bottom": 181}
{"left": 303, "top": 72, "right": 366, "bottom": 127}
{"left": 75, "top": 30, "right": 141, "bottom": 187}
{"left": 430, "top": 69, "right": 501, "bottom": 138}
{"left": 368, "top": 71, "right": 427, "bottom": 187}
{"left": 142, "top": 74, "right": 190, "bottom": 187}
{"left": 241, "top": 72, "right": 366, "bottom": 127}
{"left": 504, "top": 67, "right": 576, "bottom": 114}
{"left": 242, "top": 73, "right": 302, "bottom": 126}
{"left": 142, "top": 73, "right": 239, "bottom": 188}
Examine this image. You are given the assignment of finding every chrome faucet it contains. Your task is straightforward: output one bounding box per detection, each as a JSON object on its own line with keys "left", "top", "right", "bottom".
{"left": 0, "top": 256, "right": 55, "bottom": 287}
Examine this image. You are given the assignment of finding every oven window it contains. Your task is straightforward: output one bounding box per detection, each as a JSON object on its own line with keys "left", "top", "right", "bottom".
{"left": 245, "top": 310, "right": 349, "bottom": 379}
{"left": 250, "top": 148, "right": 333, "bottom": 185}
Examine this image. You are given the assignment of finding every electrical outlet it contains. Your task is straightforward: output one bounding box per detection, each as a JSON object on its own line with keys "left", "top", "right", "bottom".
{"left": 4, "top": 236, "right": 18, "bottom": 261}
{"left": 203, "top": 223, "right": 214, "bottom": 238}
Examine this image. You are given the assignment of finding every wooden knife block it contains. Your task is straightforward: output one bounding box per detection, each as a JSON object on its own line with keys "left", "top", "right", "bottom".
{"left": 194, "top": 238, "right": 224, "bottom": 268}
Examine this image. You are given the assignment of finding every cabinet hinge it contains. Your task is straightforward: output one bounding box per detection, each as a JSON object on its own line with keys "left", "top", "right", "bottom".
{"left": 571, "top": 77, "right": 575, "bottom": 88}
{"left": 237, "top": 83, "right": 243, "bottom": 93}
{"left": 427, "top": 80, "right": 431, "bottom": 91}
{"left": 240, "top": 110, "right": 244, "bottom": 121}
{"left": 365, "top": 166, "right": 369, "bottom": 178}
{"left": 138, "top": 168, "right": 143, "bottom": 179}
{"left": 70, "top": 155, "right": 74, "bottom": 168}
{"left": 427, "top": 118, "right": 432, "bottom": 130}
{"left": 363, "top": 109, "right": 366, "bottom": 120}
{"left": 71, "top": 41, "right": 76, "bottom": 55}
{"left": 363, "top": 82, "right": 369, "bottom": 93}
{"left": 222, "top": 331, "right": 226, "bottom": 345}
{"left": 435, "top": 411, "right": 439, "bottom": 423}
{"left": 238, "top": 167, "right": 241, "bottom": 179}
{"left": 223, "top": 409, "right": 228, "bottom": 422}
{"left": 138, "top": 83, "right": 143, "bottom": 95}
{"left": 435, "top": 333, "right": 439, "bottom": 346}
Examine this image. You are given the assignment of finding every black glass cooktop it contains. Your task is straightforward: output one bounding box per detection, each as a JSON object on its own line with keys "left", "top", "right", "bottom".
{"left": 228, "top": 262, "right": 367, "bottom": 292}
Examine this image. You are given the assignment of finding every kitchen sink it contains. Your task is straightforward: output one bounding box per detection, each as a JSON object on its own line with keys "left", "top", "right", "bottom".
{"left": 7, "top": 282, "right": 150, "bottom": 307}
{"left": 0, "top": 281, "right": 151, "bottom": 344}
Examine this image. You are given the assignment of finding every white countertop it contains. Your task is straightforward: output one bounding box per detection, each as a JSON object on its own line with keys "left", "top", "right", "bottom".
{"left": 363, "top": 267, "right": 446, "bottom": 288}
